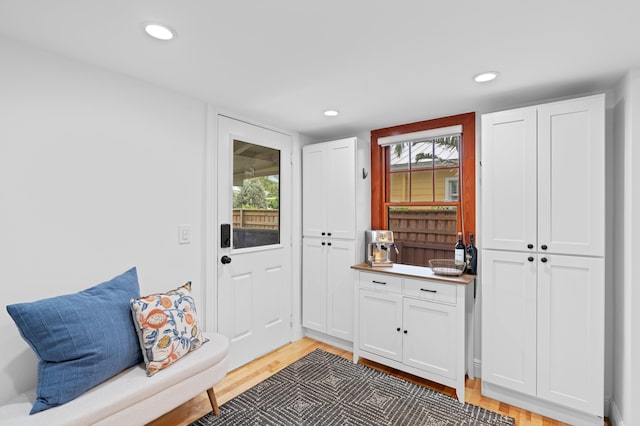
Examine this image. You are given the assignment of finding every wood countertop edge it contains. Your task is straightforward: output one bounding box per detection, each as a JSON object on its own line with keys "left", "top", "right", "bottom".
{"left": 351, "top": 262, "right": 475, "bottom": 285}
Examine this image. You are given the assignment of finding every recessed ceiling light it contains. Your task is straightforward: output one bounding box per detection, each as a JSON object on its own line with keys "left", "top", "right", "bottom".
{"left": 144, "top": 23, "right": 176, "bottom": 41}
{"left": 474, "top": 71, "right": 498, "bottom": 83}
{"left": 324, "top": 110, "right": 339, "bottom": 117}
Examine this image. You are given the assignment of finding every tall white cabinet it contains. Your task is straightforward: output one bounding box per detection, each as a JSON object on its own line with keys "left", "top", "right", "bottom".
{"left": 302, "top": 137, "right": 368, "bottom": 343}
{"left": 480, "top": 94, "right": 605, "bottom": 425}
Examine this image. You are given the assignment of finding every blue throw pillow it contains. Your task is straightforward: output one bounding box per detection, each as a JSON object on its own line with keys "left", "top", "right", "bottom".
{"left": 6, "top": 267, "right": 143, "bottom": 414}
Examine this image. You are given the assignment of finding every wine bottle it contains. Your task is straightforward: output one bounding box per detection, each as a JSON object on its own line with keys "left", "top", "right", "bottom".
{"left": 465, "top": 233, "right": 478, "bottom": 274}
{"left": 454, "top": 232, "right": 465, "bottom": 266}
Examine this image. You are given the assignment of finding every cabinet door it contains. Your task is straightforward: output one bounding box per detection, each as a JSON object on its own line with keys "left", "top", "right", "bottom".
{"left": 537, "top": 255, "right": 604, "bottom": 415}
{"left": 326, "top": 138, "right": 357, "bottom": 239}
{"left": 301, "top": 238, "right": 327, "bottom": 332}
{"left": 537, "top": 94, "right": 605, "bottom": 257}
{"left": 481, "top": 250, "right": 537, "bottom": 396}
{"left": 402, "top": 297, "right": 457, "bottom": 380}
{"left": 359, "top": 289, "right": 403, "bottom": 362}
{"left": 326, "top": 240, "right": 355, "bottom": 341}
{"left": 481, "top": 108, "right": 537, "bottom": 251}
{"left": 302, "top": 144, "right": 326, "bottom": 237}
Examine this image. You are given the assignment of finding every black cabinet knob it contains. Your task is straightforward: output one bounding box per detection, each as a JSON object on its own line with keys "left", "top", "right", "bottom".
{"left": 327, "top": 242, "right": 332, "bottom": 246}
{"left": 541, "top": 257, "right": 548, "bottom": 263}
{"left": 321, "top": 242, "right": 326, "bottom": 246}
{"left": 527, "top": 244, "right": 534, "bottom": 249}
{"left": 321, "top": 232, "right": 326, "bottom": 236}
{"left": 396, "top": 327, "right": 401, "bottom": 332}
{"left": 541, "top": 244, "right": 548, "bottom": 250}
{"left": 328, "top": 232, "right": 332, "bottom": 236}
{"left": 528, "top": 256, "right": 534, "bottom": 262}
{"left": 404, "top": 330, "right": 408, "bottom": 334}
{"left": 221, "top": 255, "right": 232, "bottom": 264}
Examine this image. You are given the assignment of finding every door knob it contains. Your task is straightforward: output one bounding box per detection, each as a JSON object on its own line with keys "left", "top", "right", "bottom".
{"left": 221, "top": 255, "right": 232, "bottom": 264}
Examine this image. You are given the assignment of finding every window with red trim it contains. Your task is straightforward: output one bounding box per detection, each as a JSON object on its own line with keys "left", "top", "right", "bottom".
{"left": 370, "top": 112, "right": 475, "bottom": 267}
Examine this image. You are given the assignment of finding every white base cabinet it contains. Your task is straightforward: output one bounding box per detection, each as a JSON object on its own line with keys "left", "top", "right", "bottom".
{"left": 302, "top": 238, "right": 356, "bottom": 341}
{"left": 358, "top": 288, "right": 402, "bottom": 361}
{"left": 537, "top": 254, "right": 604, "bottom": 413}
{"left": 482, "top": 250, "right": 604, "bottom": 415}
{"left": 353, "top": 267, "right": 473, "bottom": 403}
{"left": 403, "top": 295, "right": 457, "bottom": 380}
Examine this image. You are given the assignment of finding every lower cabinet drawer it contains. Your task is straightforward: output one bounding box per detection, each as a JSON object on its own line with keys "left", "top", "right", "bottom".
{"left": 359, "top": 271, "right": 402, "bottom": 293}
{"left": 404, "top": 278, "right": 457, "bottom": 305}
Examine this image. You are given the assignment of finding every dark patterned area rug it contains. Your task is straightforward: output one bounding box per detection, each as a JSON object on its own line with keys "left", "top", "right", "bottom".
{"left": 191, "top": 349, "right": 514, "bottom": 426}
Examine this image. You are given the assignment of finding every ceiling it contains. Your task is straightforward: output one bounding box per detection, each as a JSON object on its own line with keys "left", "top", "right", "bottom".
{"left": 1, "top": 1, "right": 638, "bottom": 140}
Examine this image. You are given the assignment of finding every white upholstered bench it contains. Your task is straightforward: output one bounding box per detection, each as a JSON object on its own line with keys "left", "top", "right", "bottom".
{"left": 0, "top": 332, "right": 229, "bottom": 426}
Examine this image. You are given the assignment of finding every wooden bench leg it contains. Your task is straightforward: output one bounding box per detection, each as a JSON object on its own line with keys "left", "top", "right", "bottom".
{"left": 206, "top": 387, "right": 220, "bottom": 416}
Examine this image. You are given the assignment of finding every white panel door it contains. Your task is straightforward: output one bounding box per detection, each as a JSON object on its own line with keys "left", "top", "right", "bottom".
{"left": 481, "top": 249, "right": 537, "bottom": 396}
{"left": 359, "top": 289, "right": 403, "bottom": 362}
{"left": 326, "top": 138, "right": 356, "bottom": 239}
{"left": 403, "top": 297, "right": 457, "bottom": 380}
{"left": 301, "top": 237, "right": 327, "bottom": 332}
{"left": 326, "top": 239, "right": 356, "bottom": 340}
{"left": 481, "top": 108, "right": 537, "bottom": 252}
{"left": 217, "top": 115, "right": 292, "bottom": 371}
{"left": 302, "top": 144, "right": 325, "bottom": 237}
{"left": 537, "top": 255, "right": 604, "bottom": 415}
{"left": 537, "top": 94, "right": 605, "bottom": 257}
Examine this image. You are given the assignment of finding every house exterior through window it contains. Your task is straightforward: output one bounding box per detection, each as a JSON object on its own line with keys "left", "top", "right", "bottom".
{"left": 445, "top": 177, "right": 459, "bottom": 201}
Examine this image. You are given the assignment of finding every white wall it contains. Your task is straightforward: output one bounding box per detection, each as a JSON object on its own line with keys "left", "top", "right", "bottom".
{"left": 610, "top": 69, "right": 640, "bottom": 426}
{"left": 0, "top": 36, "right": 208, "bottom": 404}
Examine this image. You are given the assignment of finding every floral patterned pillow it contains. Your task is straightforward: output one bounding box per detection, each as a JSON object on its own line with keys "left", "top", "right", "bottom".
{"left": 130, "top": 282, "right": 207, "bottom": 376}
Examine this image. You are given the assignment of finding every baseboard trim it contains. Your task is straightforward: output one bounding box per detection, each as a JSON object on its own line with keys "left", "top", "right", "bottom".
{"left": 303, "top": 328, "right": 354, "bottom": 352}
{"left": 473, "top": 358, "right": 482, "bottom": 379}
{"left": 482, "top": 381, "right": 604, "bottom": 425}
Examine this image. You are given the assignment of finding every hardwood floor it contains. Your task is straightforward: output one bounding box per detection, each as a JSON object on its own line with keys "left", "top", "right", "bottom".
{"left": 147, "top": 337, "right": 591, "bottom": 426}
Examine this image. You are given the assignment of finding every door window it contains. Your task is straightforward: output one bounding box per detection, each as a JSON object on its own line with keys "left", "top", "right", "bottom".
{"left": 232, "top": 140, "right": 280, "bottom": 249}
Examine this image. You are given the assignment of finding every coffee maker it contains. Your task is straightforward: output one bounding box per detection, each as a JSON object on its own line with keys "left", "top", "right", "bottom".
{"left": 365, "top": 230, "right": 399, "bottom": 267}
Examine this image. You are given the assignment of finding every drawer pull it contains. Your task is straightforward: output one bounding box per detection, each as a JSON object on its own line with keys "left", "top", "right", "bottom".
{"left": 420, "top": 288, "right": 437, "bottom": 293}
{"left": 372, "top": 280, "right": 387, "bottom": 285}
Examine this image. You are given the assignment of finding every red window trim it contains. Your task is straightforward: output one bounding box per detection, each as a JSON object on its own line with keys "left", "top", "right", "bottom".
{"left": 370, "top": 112, "right": 476, "bottom": 239}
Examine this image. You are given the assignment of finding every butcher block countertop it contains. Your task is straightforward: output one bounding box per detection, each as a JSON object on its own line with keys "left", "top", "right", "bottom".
{"left": 351, "top": 262, "right": 475, "bottom": 285}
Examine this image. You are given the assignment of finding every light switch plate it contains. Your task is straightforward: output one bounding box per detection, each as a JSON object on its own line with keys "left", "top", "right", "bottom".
{"left": 178, "top": 224, "right": 191, "bottom": 244}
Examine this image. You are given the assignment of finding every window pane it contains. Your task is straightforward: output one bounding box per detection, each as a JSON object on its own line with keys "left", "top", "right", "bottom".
{"left": 410, "top": 170, "right": 434, "bottom": 202}
{"left": 410, "top": 140, "right": 435, "bottom": 168}
{"left": 232, "top": 140, "right": 280, "bottom": 249}
{"left": 433, "top": 136, "right": 460, "bottom": 168}
{"left": 389, "top": 142, "right": 410, "bottom": 171}
{"left": 389, "top": 172, "right": 409, "bottom": 202}
{"left": 436, "top": 168, "right": 460, "bottom": 201}
{"left": 387, "top": 206, "right": 458, "bottom": 267}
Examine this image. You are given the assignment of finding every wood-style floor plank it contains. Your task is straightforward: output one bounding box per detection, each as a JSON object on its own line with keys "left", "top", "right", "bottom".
{"left": 147, "top": 337, "right": 604, "bottom": 426}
